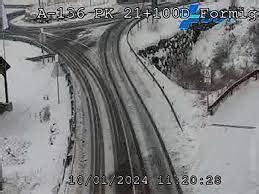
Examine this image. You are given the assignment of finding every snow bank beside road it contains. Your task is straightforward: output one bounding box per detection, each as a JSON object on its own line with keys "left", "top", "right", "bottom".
{"left": 129, "top": 16, "right": 181, "bottom": 49}
{"left": 0, "top": 40, "right": 71, "bottom": 194}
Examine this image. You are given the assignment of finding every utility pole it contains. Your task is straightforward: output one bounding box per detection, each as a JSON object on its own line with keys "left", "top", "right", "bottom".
{"left": 151, "top": 0, "right": 158, "bottom": 24}
{"left": 39, "top": 28, "right": 46, "bottom": 65}
{"left": 56, "top": 62, "right": 60, "bottom": 104}
{"left": 3, "top": 68, "right": 8, "bottom": 103}
{"left": 152, "top": 0, "right": 158, "bottom": 9}
{"left": 2, "top": 32, "right": 8, "bottom": 104}
{"left": 55, "top": 54, "right": 60, "bottom": 104}
{"left": 204, "top": 67, "right": 211, "bottom": 111}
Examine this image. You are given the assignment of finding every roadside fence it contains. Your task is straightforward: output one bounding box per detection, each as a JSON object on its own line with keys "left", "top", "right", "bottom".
{"left": 208, "top": 69, "right": 259, "bottom": 115}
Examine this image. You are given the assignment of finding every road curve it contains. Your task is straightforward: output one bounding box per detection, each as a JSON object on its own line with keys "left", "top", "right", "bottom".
{"left": 98, "top": 20, "right": 182, "bottom": 194}
{"left": 44, "top": 33, "right": 151, "bottom": 194}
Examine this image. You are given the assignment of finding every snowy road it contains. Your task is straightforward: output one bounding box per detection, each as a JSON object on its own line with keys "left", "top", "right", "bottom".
{"left": 99, "top": 20, "right": 182, "bottom": 194}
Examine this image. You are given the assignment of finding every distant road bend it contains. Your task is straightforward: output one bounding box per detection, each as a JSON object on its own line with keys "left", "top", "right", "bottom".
{"left": 7, "top": 2, "right": 191, "bottom": 194}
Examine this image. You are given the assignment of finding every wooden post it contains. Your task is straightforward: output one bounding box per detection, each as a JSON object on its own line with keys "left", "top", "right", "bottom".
{"left": 55, "top": 55, "right": 60, "bottom": 104}
{"left": 2, "top": 32, "right": 8, "bottom": 104}
{"left": 3, "top": 72, "right": 8, "bottom": 103}
{"left": 0, "top": 161, "right": 3, "bottom": 191}
{"left": 56, "top": 62, "right": 60, "bottom": 104}
{"left": 42, "top": 47, "right": 45, "bottom": 65}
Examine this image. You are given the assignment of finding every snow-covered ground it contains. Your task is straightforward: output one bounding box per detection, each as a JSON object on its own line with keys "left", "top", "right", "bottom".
{"left": 190, "top": 79, "right": 259, "bottom": 194}
{"left": 0, "top": 40, "right": 71, "bottom": 194}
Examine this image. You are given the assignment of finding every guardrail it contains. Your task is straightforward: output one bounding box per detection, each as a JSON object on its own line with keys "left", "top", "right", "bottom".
{"left": 26, "top": 53, "right": 55, "bottom": 62}
{"left": 0, "top": 10, "right": 25, "bottom": 30}
{"left": 7, "top": 10, "right": 25, "bottom": 19}
{"left": 126, "top": 19, "right": 184, "bottom": 131}
{"left": 208, "top": 69, "right": 259, "bottom": 115}
{"left": 3, "top": 34, "right": 54, "bottom": 54}
{"left": 6, "top": 5, "right": 32, "bottom": 9}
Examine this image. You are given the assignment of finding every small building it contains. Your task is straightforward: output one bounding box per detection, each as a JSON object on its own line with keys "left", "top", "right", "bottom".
{"left": 0, "top": 56, "right": 12, "bottom": 114}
